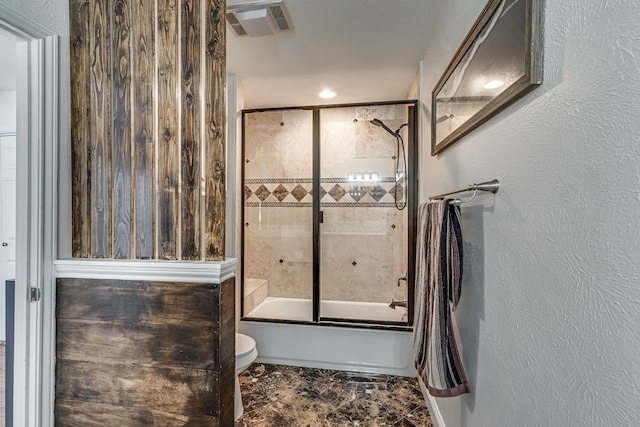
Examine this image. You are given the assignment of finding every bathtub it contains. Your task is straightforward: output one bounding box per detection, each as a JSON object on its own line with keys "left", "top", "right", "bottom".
{"left": 246, "top": 296, "right": 408, "bottom": 323}
{"left": 240, "top": 297, "right": 416, "bottom": 377}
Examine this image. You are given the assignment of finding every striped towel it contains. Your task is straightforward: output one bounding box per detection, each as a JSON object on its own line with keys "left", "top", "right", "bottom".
{"left": 413, "top": 199, "right": 470, "bottom": 397}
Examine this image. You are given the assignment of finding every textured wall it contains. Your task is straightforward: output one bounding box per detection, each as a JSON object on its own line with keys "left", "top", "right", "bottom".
{"left": 421, "top": 0, "right": 640, "bottom": 425}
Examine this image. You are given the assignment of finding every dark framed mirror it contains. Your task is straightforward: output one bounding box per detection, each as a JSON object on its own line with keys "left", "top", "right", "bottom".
{"left": 431, "top": 0, "right": 544, "bottom": 155}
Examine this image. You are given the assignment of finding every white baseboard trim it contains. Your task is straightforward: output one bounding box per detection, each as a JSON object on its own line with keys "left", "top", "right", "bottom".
{"left": 418, "top": 376, "right": 446, "bottom": 427}
{"left": 54, "top": 258, "right": 238, "bottom": 284}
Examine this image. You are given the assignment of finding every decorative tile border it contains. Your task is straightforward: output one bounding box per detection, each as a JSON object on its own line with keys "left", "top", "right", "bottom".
{"left": 245, "top": 177, "right": 396, "bottom": 184}
{"left": 320, "top": 202, "right": 398, "bottom": 208}
{"left": 246, "top": 202, "right": 313, "bottom": 208}
{"left": 245, "top": 178, "right": 314, "bottom": 184}
{"left": 244, "top": 202, "right": 398, "bottom": 208}
{"left": 319, "top": 177, "right": 397, "bottom": 183}
{"left": 244, "top": 177, "right": 405, "bottom": 207}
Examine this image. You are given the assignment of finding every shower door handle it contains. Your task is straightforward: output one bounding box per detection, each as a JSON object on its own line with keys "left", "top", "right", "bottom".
{"left": 319, "top": 211, "right": 324, "bottom": 224}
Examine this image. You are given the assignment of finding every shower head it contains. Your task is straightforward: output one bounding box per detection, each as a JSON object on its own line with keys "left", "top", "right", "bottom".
{"left": 370, "top": 118, "right": 397, "bottom": 137}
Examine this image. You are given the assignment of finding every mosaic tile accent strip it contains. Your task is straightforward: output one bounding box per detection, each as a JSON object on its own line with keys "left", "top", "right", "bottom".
{"left": 245, "top": 202, "right": 397, "bottom": 208}
{"left": 369, "top": 185, "right": 388, "bottom": 202}
{"left": 246, "top": 177, "right": 395, "bottom": 183}
{"left": 389, "top": 183, "right": 406, "bottom": 203}
{"left": 254, "top": 185, "right": 272, "bottom": 201}
{"left": 290, "top": 184, "right": 308, "bottom": 201}
{"left": 246, "top": 178, "right": 314, "bottom": 184}
{"left": 272, "top": 184, "right": 290, "bottom": 202}
{"left": 328, "top": 184, "right": 347, "bottom": 202}
{"left": 244, "top": 178, "right": 404, "bottom": 207}
{"left": 320, "top": 177, "right": 396, "bottom": 183}
{"left": 321, "top": 202, "right": 398, "bottom": 208}
{"left": 348, "top": 185, "right": 367, "bottom": 202}
{"left": 246, "top": 202, "right": 313, "bottom": 208}
{"left": 315, "top": 186, "right": 327, "bottom": 199}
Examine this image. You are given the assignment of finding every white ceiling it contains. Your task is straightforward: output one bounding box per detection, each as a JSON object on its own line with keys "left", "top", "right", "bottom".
{"left": 0, "top": 32, "right": 17, "bottom": 92}
{"left": 227, "top": 0, "right": 445, "bottom": 108}
{"left": 0, "top": 2, "right": 445, "bottom": 104}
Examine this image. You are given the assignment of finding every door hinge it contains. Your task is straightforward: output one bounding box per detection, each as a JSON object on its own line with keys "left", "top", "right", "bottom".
{"left": 30, "top": 287, "right": 41, "bottom": 302}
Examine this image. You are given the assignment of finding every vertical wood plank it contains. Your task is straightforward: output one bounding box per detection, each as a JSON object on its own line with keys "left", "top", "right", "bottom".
{"left": 204, "top": 0, "right": 226, "bottom": 260}
{"left": 90, "top": 0, "right": 113, "bottom": 258}
{"left": 133, "top": 0, "right": 156, "bottom": 259}
{"left": 157, "top": 0, "right": 179, "bottom": 259}
{"left": 112, "top": 0, "right": 133, "bottom": 258}
{"left": 72, "top": 0, "right": 226, "bottom": 261}
{"left": 70, "top": 0, "right": 91, "bottom": 257}
{"left": 181, "top": 0, "right": 201, "bottom": 260}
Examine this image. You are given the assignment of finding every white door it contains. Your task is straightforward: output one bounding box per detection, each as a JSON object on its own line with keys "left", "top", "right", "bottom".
{"left": 0, "top": 134, "right": 16, "bottom": 342}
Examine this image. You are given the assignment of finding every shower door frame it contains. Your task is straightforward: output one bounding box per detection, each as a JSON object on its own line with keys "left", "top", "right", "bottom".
{"left": 241, "top": 100, "right": 418, "bottom": 330}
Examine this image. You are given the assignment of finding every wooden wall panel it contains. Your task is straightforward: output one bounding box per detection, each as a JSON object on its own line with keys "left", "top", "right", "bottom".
{"left": 133, "top": 0, "right": 156, "bottom": 259}
{"left": 204, "top": 0, "right": 226, "bottom": 260}
{"left": 181, "top": 0, "right": 201, "bottom": 260}
{"left": 56, "top": 361, "right": 218, "bottom": 414}
{"left": 57, "top": 319, "right": 218, "bottom": 368}
{"left": 111, "top": 0, "right": 133, "bottom": 258}
{"left": 56, "top": 278, "right": 218, "bottom": 324}
{"left": 56, "top": 400, "right": 219, "bottom": 427}
{"left": 157, "top": 0, "right": 180, "bottom": 260}
{"left": 218, "top": 276, "right": 235, "bottom": 423}
{"left": 55, "top": 277, "right": 235, "bottom": 425}
{"left": 89, "top": 0, "right": 113, "bottom": 258}
{"left": 70, "top": 0, "right": 226, "bottom": 261}
{"left": 70, "top": 0, "right": 91, "bottom": 257}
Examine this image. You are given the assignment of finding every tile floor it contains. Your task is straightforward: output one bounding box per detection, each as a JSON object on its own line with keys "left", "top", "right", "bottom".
{"left": 0, "top": 349, "right": 430, "bottom": 427}
{"left": 235, "top": 363, "right": 432, "bottom": 427}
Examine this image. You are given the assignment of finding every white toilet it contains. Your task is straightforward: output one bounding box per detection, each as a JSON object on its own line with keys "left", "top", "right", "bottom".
{"left": 235, "top": 333, "right": 258, "bottom": 421}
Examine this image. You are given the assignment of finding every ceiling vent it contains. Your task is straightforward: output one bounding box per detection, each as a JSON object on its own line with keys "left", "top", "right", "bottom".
{"left": 226, "top": 0, "right": 294, "bottom": 37}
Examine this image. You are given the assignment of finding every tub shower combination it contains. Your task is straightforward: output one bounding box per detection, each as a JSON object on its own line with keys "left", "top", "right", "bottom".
{"left": 247, "top": 297, "right": 408, "bottom": 323}
{"left": 240, "top": 101, "right": 418, "bottom": 376}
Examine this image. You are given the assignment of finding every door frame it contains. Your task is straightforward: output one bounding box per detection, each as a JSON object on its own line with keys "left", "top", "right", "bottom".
{"left": 0, "top": 5, "right": 58, "bottom": 427}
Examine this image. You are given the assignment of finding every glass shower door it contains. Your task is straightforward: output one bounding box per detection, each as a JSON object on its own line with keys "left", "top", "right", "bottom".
{"left": 318, "top": 105, "right": 410, "bottom": 324}
{"left": 242, "top": 109, "right": 314, "bottom": 321}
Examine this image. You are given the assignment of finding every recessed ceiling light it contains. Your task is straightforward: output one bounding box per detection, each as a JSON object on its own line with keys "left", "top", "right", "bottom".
{"left": 319, "top": 90, "right": 336, "bottom": 99}
{"left": 484, "top": 80, "right": 504, "bottom": 89}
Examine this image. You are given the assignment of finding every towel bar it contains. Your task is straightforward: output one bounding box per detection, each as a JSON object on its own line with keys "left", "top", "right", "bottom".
{"left": 429, "top": 179, "right": 499, "bottom": 205}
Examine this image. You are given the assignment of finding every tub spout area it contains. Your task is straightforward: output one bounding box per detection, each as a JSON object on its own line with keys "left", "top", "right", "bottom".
{"left": 389, "top": 299, "right": 407, "bottom": 309}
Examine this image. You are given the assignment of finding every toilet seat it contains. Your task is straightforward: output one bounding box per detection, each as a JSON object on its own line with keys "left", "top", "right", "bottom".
{"left": 236, "top": 333, "right": 256, "bottom": 359}
{"left": 235, "top": 333, "right": 258, "bottom": 372}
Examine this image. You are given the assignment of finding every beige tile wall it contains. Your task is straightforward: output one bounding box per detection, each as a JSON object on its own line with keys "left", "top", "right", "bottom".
{"left": 244, "top": 206, "right": 313, "bottom": 299}
{"left": 243, "top": 105, "right": 409, "bottom": 306}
